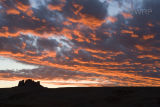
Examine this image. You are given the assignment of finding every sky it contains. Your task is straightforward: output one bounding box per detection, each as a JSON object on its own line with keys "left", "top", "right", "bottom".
{"left": 0, "top": 0, "right": 160, "bottom": 88}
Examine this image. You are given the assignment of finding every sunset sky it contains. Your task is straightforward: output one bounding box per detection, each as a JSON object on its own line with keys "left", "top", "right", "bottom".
{"left": 0, "top": 0, "right": 160, "bottom": 88}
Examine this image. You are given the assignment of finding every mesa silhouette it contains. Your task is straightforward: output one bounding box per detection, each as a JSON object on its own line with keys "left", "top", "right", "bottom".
{"left": 17, "top": 79, "right": 44, "bottom": 88}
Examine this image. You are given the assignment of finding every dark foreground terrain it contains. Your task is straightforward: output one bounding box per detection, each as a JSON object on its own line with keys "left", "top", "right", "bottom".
{"left": 0, "top": 87, "right": 160, "bottom": 107}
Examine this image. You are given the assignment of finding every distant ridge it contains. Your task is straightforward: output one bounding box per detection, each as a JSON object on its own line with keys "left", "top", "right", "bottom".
{"left": 16, "top": 79, "right": 44, "bottom": 88}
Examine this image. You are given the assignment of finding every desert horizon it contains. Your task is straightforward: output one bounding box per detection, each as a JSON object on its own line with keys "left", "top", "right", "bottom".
{"left": 0, "top": 80, "right": 160, "bottom": 107}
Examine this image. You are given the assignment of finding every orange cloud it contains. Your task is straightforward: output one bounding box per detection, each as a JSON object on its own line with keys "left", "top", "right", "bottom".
{"left": 63, "top": 21, "right": 72, "bottom": 26}
{"left": 131, "top": 34, "right": 139, "bottom": 38}
{"left": 48, "top": 4, "right": 64, "bottom": 11}
{"left": 121, "top": 29, "right": 139, "bottom": 38}
{"left": 72, "top": 3, "right": 83, "bottom": 15}
{"left": 135, "top": 45, "right": 151, "bottom": 51}
{"left": 61, "top": 28, "right": 73, "bottom": 40}
{"left": 0, "top": 26, "right": 20, "bottom": 37}
{"left": 107, "top": 16, "right": 117, "bottom": 23}
{"left": 147, "top": 23, "right": 154, "bottom": 27}
{"left": 90, "top": 33, "right": 100, "bottom": 41}
{"left": 121, "top": 30, "right": 133, "bottom": 34}
{"left": 16, "top": 2, "right": 30, "bottom": 12}
{"left": 121, "top": 12, "right": 133, "bottom": 19}
{"left": 6, "top": 8, "right": 20, "bottom": 15}
{"left": 84, "top": 48, "right": 107, "bottom": 54}
{"left": 26, "top": 9, "right": 33, "bottom": 16}
{"left": 143, "top": 34, "right": 155, "bottom": 40}
{"left": 68, "top": 13, "right": 106, "bottom": 29}
{"left": 128, "top": 26, "right": 140, "bottom": 31}
{"left": 137, "top": 55, "right": 159, "bottom": 60}
{"left": 92, "top": 54, "right": 106, "bottom": 60}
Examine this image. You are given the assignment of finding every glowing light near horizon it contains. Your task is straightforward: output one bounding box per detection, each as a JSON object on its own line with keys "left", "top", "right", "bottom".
{"left": 0, "top": 56, "right": 39, "bottom": 71}
{"left": 0, "top": 80, "right": 19, "bottom": 88}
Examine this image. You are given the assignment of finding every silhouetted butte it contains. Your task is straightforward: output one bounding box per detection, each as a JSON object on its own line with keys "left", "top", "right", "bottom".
{"left": 17, "top": 79, "right": 43, "bottom": 88}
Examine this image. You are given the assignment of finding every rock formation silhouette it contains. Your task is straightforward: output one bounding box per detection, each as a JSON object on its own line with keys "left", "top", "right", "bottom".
{"left": 17, "top": 79, "right": 43, "bottom": 88}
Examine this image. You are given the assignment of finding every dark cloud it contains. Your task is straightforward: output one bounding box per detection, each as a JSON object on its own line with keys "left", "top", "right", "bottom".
{"left": 37, "top": 38, "right": 59, "bottom": 51}
{"left": 77, "top": 0, "right": 107, "bottom": 19}
{"left": 0, "top": 66, "right": 103, "bottom": 81}
{"left": 0, "top": 37, "right": 22, "bottom": 53}
{"left": 64, "top": 0, "right": 107, "bottom": 19}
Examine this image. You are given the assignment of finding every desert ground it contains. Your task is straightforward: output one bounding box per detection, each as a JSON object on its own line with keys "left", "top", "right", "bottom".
{"left": 0, "top": 87, "right": 160, "bottom": 107}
